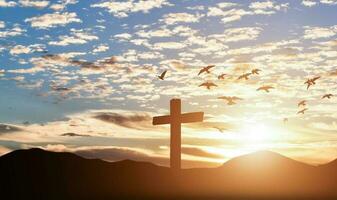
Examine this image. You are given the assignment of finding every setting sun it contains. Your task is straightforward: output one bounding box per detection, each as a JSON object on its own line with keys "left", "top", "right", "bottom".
{"left": 239, "top": 123, "right": 278, "bottom": 143}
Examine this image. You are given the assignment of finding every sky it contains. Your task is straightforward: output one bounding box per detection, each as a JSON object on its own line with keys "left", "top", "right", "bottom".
{"left": 0, "top": 0, "right": 337, "bottom": 168}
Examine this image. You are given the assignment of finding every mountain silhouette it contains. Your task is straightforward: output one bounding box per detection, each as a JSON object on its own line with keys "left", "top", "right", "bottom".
{"left": 1, "top": 148, "right": 337, "bottom": 200}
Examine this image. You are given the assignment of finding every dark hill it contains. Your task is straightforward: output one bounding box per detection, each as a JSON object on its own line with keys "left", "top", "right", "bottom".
{"left": 1, "top": 148, "right": 337, "bottom": 200}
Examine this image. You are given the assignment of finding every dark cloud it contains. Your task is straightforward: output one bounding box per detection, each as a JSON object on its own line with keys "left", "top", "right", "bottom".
{"left": 93, "top": 112, "right": 153, "bottom": 130}
{"left": 60, "top": 133, "right": 91, "bottom": 137}
{"left": 51, "top": 86, "right": 70, "bottom": 92}
{"left": 182, "top": 146, "right": 224, "bottom": 159}
{"left": 0, "top": 124, "right": 22, "bottom": 134}
{"left": 42, "top": 54, "right": 118, "bottom": 70}
{"left": 272, "top": 47, "right": 300, "bottom": 57}
{"left": 329, "top": 70, "right": 337, "bottom": 76}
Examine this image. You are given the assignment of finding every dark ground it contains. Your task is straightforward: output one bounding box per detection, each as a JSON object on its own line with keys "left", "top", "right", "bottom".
{"left": 1, "top": 148, "right": 337, "bottom": 200}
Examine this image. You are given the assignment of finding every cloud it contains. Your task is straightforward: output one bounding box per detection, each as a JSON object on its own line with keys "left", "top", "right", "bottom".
{"left": 217, "top": 2, "right": 238, "bottom": 8}
{"left": 91, "top": 0, "right": 172, "bottom": 18}
{"left": 60, "top": 133, "right": 91, "bottom": 137}
{"left": 320, "top": 0, "right": 337, "bottom": 5}
{"left": 0, "top": 25, "right": 25, "bottom": 38}
{"left": 153, "top": 42, "right": 186, "bottom": 50}
{"left": 161, "top": 12, "right": 203, "bottom": 25}
{"left": 10, "top": 45, "right": 31, "bottom": 55}
{"left": 0, "top": 21, "right": 4, "bottom": 28}
{"left": 212, "top": 27, "right": 263, "bottom": 43}
{"left": 9, "top": 44, "right": 45, "bottom": 55}
{"left": 0, "top": 124, "right": 23, "bottom": 134}
{"left": 302, "top": 0, "right": 317, "bottom": 7}
{"left": 311, "top": 122, "right": 337, "bottom": 131}
{"left": 114, "top": 33, "right": 132, "bottom": 40}
{"left": 41, "top": 53, "right": 117, "bottom": 71}
{"left": 19, "top": 0, "right": 49, "bottom": 8}
{"left": 303, "top": 25, "right": 337, "bottom": 39}
{"left": 50, "top": 0, "right": 78, "bottom": 11}
{"left": 49, "top": 29, "right": 98, "bottom": 46}
{"left": 160, "top": 60, "right": 188, "bottom": 71}
{"left": 93, "top": 44, "right": 109, "bottom": 53}
{"left": 0, "top": 0, "right": 16, "bottom": 7}
{"left": 208, "top": 1, "right": 288, "bottom": 24}
{"left": 208, "top": 7, "right": 251, "bottom": 24}
{"left": 93, "top": 112, "right": 153, "bottom": 130}
{"left": 25, "top": 12, "right": 82, "bottom": 29}
{"left": 136, "top": 28, "right": 173, "bottom": 38}
{"left": 249, "top": 1, "right": 289, "bottom": 15}
{"left": 330, "top": 70, "right": 337, "bottom": 76}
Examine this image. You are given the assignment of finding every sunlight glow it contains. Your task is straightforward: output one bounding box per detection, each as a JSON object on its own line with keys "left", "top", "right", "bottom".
{"left": 239, "top": 123, "right": 275, "bottom": 143}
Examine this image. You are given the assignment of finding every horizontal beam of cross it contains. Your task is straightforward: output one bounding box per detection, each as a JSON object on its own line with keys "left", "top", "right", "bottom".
{"left": 152, "top": 112, "right": 204, "bottom": 125}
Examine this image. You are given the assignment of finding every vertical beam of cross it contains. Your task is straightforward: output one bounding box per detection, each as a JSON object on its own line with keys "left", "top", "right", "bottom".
{"left": 170, "top": 99, "right": 181, "bottom": 171}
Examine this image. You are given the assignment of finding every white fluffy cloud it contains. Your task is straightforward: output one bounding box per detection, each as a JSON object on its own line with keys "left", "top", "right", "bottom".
{"left": 0, "top": 25, "right": 25, "bottom": 38}
{"left": 25, "top": 12, "right": 82, "bottom": 29}
{"left": 9, "top": 44, "right": 45, "bottom": 55}
{"left": 302, "top": 0, "right": 337, "bottom": 7}
{"left": 208, "top": 1, "right": 288, "bottom": 24}
{"left": 91, "top": 0, "right": 172, "bottom": 18}
{"left": 249, "top": 1, "right": 289, "bottom": 15}
{"left": 302, "top": 0, "right": 317, "bottom": 7}
{"left": 10, "top": 45, "right": 32, "bottom": 55}
{"left": 208, "top": 7, "right": 251, "bottom": 24}
{"left": 153, "top": 42, "right": 186, "bottom": 50}
{"left": 19, "top": 0, "right": 49, "bottom": 8}
{"left": 212, "top": 27, "right": 263, "bottom": 43}
{"left": 114, "top": 33, "right": 132, "bottom": 40}
{"left": 0, "top": 0, "right": 16, "bottom": 7}
{"left": 161, "top": 12, "right": 203, "bottom": 25}
{"left": 50, "top": 0, "right": 78, "bottom": 11}
{"left": 49, "top": 29, "right": 98, "bottom": 46}
{"left": 303, "top": 25, "right": 337, "bottom": 39}
{"left": 320, "top": 0, "right": 337, "bottom": 5}
{"left": 93, "top": 44, "right": 109, "bottom": 53}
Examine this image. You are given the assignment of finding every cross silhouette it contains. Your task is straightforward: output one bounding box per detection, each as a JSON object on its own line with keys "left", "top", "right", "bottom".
{"left": 152, "top": 99, "right": 204, "bottom": 171}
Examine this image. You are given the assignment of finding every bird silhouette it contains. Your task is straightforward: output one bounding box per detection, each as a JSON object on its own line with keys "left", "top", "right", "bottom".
{"left": 283, "top": 118, "right": 288, "bottom": 123}
{"left": 311, "top": 76, "right": 320, "bottom": 83}
{"left": 251, "top": 69, "right": 261, "bottom": 75}
{"left": 218, "top": 73, "right": 227, "bottom": 80}
{"left": 218, "top": 96, "right": 243, "bottom": 105}
{"left": 198, "top": 65, "right": 215, "bottom": 76}
{"left": 51, "top": 86, "right": 70, "bottom": 92}
{"left": 298, "top": 100, "right": 306, "bottom": 107}
{"left": 304, "top": 79, "right": 313, "bottom": 90}
{"left": 257, "top": 86, "right": 274, "bottom": 93}
{"left": 304, "top": 76, "right": 320, "bottom": 90}
{"left": 158, "top": 70, "right": 167, "bottom": 80}
{"left": 322, "top": 94, "right": 333, "bottom": 99}
{"left": 237, "top": 73, "right": 252, "bottom": 80}
{"left": 199, "top": 82, "right": 217, "bottom": 90}
{"left": 213, "top": 126, "right": 226, "bottom": 133}
{"left": 297, "top": 108, "right": 308, "bottom": 115}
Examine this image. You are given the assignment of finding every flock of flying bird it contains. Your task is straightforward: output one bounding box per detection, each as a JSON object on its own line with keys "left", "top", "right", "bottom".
{"left": 293, "top": 76, "right": 333, "bottom": 122}
{"left": 158, "top": 65, "right": 334, "bottom": 124}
